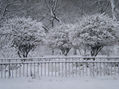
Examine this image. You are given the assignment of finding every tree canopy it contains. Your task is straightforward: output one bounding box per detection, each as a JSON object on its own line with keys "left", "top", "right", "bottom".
{"left": 46, "top": 24, "right": 75, "bottom": 56}
{"left": 70, "top": 14, "right": 119, "bottom": 56}
{"left": 0, "top": 17, "right": 46, "bottom": 57}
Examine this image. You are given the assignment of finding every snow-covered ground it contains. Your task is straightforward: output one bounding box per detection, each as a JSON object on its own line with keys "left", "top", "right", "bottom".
{"left": 0, "top": 77, "right": 119, "bottom": 89}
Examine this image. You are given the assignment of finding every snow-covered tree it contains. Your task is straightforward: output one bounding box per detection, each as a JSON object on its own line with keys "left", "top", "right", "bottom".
{"left": 0, "top": 17, "right": 46, "bottom": 58}
{"left": 70, "top": 14, "right": 119, "bottom": 56}
{"left": 46, "top": 24, "right": 75, "bottom": 56}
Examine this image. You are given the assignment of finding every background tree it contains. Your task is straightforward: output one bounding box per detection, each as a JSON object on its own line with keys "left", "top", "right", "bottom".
{"left": 0, "top": 0, "right": 22, "bottom": 51}
{"left": 109, "top": 0, "right": 117, "bottom": 20}
{"left": 0, "top": 17, "right": 46, "bottom": 58}
{"left": 45, "top": 0, "right": 60, "bottom": 28}
{"left": 70, "top": 14, "right": 119, "bottom": 57}
{"left": 0, "top": 0, "right": 23, "bottom": 20}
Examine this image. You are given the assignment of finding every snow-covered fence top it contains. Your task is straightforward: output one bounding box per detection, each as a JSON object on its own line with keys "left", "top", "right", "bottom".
{"left": 0, "top": 56, "right": 119, "bottom": 62}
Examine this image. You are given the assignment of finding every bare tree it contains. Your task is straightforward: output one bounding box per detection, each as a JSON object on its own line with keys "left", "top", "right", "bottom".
{"left": 44, "top": 0, "right": 61, "bottom": 55}
{"left": 45, "top": 0, "right": 60, "bottom": 27}
{"left": 109, "top": 0, "right": 117, "bottom": 20}
{"left": 0, "top": 0, "right": 21, "bottom": 20}
{"left": 94, "top": 0, "right": 118, "bottom": 20}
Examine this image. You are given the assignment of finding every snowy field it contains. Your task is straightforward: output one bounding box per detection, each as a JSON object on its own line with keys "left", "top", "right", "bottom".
{"left": 0, "top": 77, "right": 119, "bottom": 89}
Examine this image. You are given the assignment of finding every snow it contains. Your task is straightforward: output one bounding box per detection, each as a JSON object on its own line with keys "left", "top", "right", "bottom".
{"left": 0, "top": 77, "right": 119, "bottom": 89}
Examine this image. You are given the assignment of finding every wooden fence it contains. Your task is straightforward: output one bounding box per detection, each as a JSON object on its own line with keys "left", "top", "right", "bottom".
{"left": 0, "top": 56, "right": 119, "bottom": 78}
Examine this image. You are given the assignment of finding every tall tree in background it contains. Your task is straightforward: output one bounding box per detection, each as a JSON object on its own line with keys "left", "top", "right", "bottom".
{"left": 44, "top": 0, "right": 61, "bottom": 55}
{"left": 0, "top": 0, "right": 22, "bottom": 20}
{"left": 110, "top": 0, "right": 117, "bottom": 20}
{"left": 45, "top": 0, "right": 60, "bottom": 27}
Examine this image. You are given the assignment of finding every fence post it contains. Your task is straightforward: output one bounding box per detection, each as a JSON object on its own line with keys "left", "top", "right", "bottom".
{"left": 8, "top": 63, "right": 11, "bottom": 78}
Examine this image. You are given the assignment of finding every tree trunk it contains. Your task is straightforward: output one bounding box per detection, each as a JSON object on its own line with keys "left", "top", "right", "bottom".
{"left": 91, "top": 46, "right": 103, "bottom": 56}
{"left": 17, "top": 51, "right": 22, "bottom": 58}
{"left": 60, "top": 48, "right": 71, "bottom": 56}
{"left": 73, "top": 48, "right": 77, "bottom": 55}
{"left": 64, "top": 48, "right": 71, "bottom": 56}
{"left": 91, "top": 46, "right": 103, "bottom": 60}
{"left": 51, "top": 49, "right": 55, "bottom": 55}
{"left": 110, "top": 0, "right": 117, "bottom": 20}
{"left": 61, "top": 48, "right": 65, "bottom": 56}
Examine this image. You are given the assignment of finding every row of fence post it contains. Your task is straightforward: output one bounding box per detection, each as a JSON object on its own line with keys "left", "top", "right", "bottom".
{"left": 0, "top": 57, "right": 119, "bottom": 78}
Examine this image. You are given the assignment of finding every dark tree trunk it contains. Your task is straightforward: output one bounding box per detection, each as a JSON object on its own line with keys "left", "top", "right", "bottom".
{"left": 17, "top": 44, "right": 34, "bottom": 61}
{"left": 65, "top": 48, "right": 71, "bottom": 56}
{"left": 61, "top": 48, "right": 65, "bottom": 55}
{"left": 60, "top": 48, "right": 71, "bottom": 56}
{"left": 17, "top": 51, "right": 22, "bottom": 58}
{"left": 73, "top": 48, "right": 77, "bottom": 55}
{"left": 90, "top": 46, "right": 103, "bottom": 60}
{"left": 52, "top": 49, "right": 55, "bottom": 55}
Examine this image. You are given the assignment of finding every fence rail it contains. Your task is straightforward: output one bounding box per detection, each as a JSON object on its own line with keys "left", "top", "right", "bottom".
{"left": 0, "top": 56, "right": 119, "bottom": 78}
